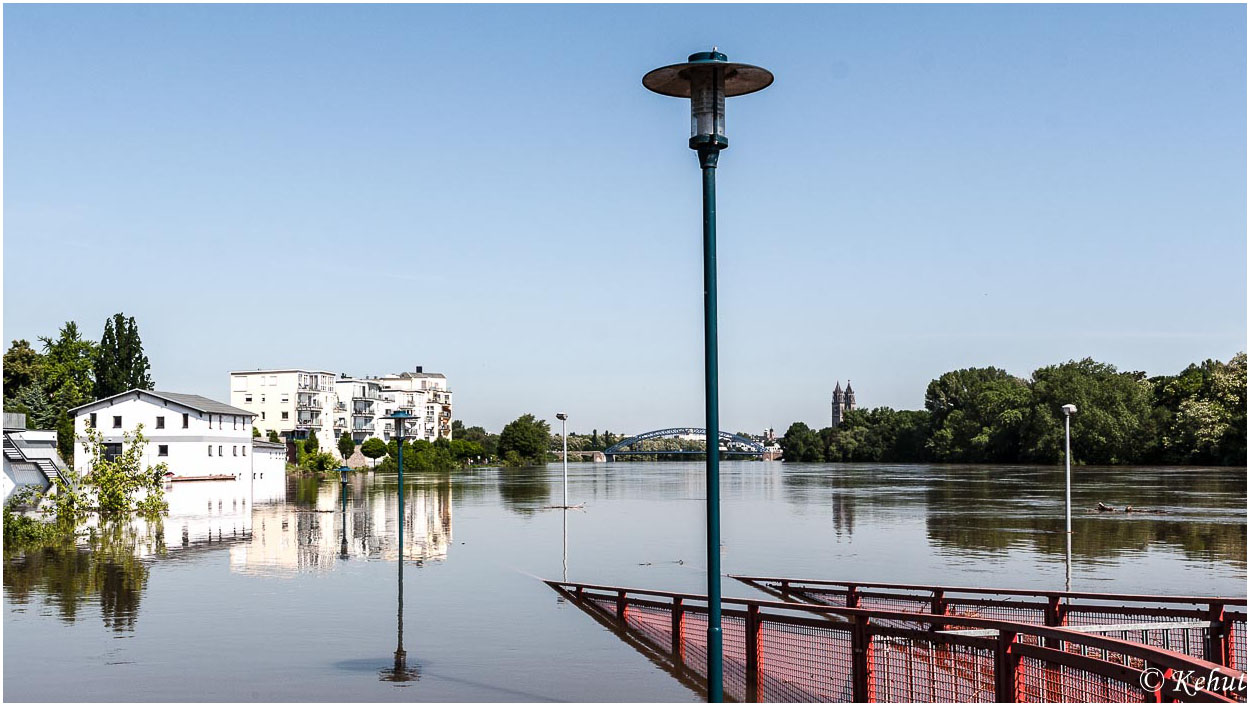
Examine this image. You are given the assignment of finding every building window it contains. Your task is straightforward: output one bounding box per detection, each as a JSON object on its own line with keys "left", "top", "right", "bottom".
{"left": 89, "top": 413, "right": 97, "bottom": 428}
{"left": 242, "top": 447, "right": 247, "bottom": 457}
{"left": 232, "top": 445, "right": 238, "bottom": 457}
{"left": 261, "top": 395, "right": 266, "bottom": 403}
{"left": 245, "top": 395, "right": 253, "bottom": 403}
{"left": 158, "top": 445, "right": 169, "bottom": 457}
{"left": 261, "top": 412, "right": 266, "bottom": 420}
{"left": 218, "top": 445, "right": 223, "bottom": 456}
{"left": 281, "top": 411, "right": 289, "bottom": 420}
{"left": 156, "top": 416, "right": 165, "bottom": 429}
{"left": 218, "top": 416, "right": 223, "bottom": 430}
{"left": 112, "top": 415, "right": 122, "bottom": 428}
{"left": 103, "top": 443, "right": 123, "bottom": 461}
{"left": 281, "top": 395, "right": 289, "bottom": 403}
{"left": 208, "top": 445, "right": 213, "bottom": 456}
{"left": 183, "top": 413, "right": 189, "bottom": 429}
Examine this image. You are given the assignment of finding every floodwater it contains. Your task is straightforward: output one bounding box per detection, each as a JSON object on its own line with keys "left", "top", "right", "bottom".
{"left": 3, "top": 462, "right": 1245, "bottom": 701}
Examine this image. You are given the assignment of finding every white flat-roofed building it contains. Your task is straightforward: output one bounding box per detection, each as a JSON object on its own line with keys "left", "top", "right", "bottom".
{"left": 2, "top": 413, "right": 69, "bottom": 503}
{"left": 376, "top": 367, "right": 453, "bottom": 442}
{"left": 229, "top": 369, "right": 337, "bottom": 451}
{"left": 71, "top": 390, "right": 257, "bottom": 480}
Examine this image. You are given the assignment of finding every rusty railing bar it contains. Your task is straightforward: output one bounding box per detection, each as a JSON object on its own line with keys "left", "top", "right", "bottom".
{"left": 730, "top": 574, "right": 1247, "bottom": 606}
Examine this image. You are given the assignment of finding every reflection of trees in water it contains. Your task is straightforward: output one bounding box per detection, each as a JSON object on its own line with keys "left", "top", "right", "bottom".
{"left": 497, "top": 467, "right": 550, "bottom": 513}
{"left": 922, "top": 465, "right": 1246, "bottom": 564}
{"left": 3, "top": 520, "right": 162, "bottom": 633}
{"left": 780, "top": 463, "right": 1245, "bottom": 566}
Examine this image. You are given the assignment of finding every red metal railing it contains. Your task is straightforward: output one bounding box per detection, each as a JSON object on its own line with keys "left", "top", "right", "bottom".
{"left": 731, "top": 575, "right": 1248, "bottom": 672}
{"left": 546, "top": 580, "right": 1247, "bottom": 703}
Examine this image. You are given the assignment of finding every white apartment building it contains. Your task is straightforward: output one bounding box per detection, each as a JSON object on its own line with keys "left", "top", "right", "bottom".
{"left": 71, "top": 390, "right": 257, "bottom": 480}
{"left": 376, "top": 367, "right": 454, "bottom": 443}
{"left": 334, "top": 377, "right": 384, "bottom": 443}
{"left": 229, "top": 369, "right": 338, "bottom": 451}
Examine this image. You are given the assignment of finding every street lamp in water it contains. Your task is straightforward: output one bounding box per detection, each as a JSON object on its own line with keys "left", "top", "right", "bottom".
{"left": 556, "top": 412, "right": 568, "bottom": 508}
{"left": 643, "top": 48, "right": 773, "bottom": 704}
{"left": 1062, "top": 403, "right": 1077, "bottom": 591}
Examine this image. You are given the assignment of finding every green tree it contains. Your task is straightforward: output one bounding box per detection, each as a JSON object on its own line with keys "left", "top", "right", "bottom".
{"left": 75, "top": 424, "right": 167, "bottom": 517}
{"left": 93, "top": 313, "right": 153, "bottom": 399}
{"left": 303, "top": 432, "right": 319, "bottom": 454}
{"left": 337, "top": 434, "right": 356, "bottom": 461}
{"left": 11, "top": 381, "right": 57, "bottom": 430}
{"left": 924, "top": 367, "right": 1031, "bottom": 463}
{"left": 361, "top": 437, "right": 388, "bottom": 467}
{"left": 2, "top": 339, "right": 44, "bottom": 404}
{"left": 267, "top": 429, "right": 281, "bottom": 443}
{"left": 780, "top": 422, "right": 824, "bottom": 462}
{"left": 451, "top": 420, "right": 465, "bottom": 438}
{"left": 498, "top": 414, "right": 550, "bottom": 466}
{"left": 1022, "top": 358, "right": 1155, "bottom": 465}
{"left": 252, "top": 426, "right": 261, "bottom": 438}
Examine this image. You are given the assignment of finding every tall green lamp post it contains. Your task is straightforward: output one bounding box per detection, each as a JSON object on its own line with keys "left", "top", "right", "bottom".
{"left": 383, "top": 410, "right": 416, "bottom": 558}
{"left": 643, "top": 49, "right": 773, "bottom": 703}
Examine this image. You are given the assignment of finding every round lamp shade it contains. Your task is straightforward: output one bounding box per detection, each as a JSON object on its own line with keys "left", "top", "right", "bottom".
{"left": 642, "top": 52, "right": 774, "bottom": 99}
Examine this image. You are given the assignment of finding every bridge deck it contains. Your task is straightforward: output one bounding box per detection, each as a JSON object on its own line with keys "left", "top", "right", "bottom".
{"left": 546, "top": 580, "right": 1247, "bottom": 703}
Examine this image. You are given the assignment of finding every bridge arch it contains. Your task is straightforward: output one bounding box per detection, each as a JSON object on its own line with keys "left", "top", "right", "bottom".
{"left": 604, "top": 427, "right": 765, "bottom": 460}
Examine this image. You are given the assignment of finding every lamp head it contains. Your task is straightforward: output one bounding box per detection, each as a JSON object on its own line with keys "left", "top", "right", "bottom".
{"left": 556, "top": 413, "right": 568, "bottom": 421}
{"left": 643, "top": 49, "right": 773, "bottom": 150}
{"left": 385, "top": 410, "right": 414, "bottom": 440}
{"left": 1062, "top": 404, "right": 1078, "bottom": 416}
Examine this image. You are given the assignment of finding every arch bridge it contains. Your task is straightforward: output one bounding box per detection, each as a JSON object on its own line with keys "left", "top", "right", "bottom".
{"left": 604, "top": 427, "right": 765, "bottom": 461}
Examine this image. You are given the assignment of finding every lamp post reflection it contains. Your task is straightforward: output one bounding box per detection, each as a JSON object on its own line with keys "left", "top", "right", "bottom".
{"left": 378, "top": 564, "right": 419, "bottom": 683}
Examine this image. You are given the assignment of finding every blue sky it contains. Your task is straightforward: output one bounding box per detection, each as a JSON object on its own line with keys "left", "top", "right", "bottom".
{"left": 4, "top": 4, "right": 1245, "bottom": 434}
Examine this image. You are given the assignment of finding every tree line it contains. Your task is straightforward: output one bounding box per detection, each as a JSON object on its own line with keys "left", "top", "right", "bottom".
{"left": 3, "top": 315, "right": 154, "bottom": 462}
{"left": 780, "top": 354, "right": 1246, "bottom": 466}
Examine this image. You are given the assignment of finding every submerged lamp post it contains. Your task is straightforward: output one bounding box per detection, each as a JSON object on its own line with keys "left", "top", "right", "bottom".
{"left": 1061, "top": 404, "right": 1077, "bottom": 535}
{"left": 556, "top": 413, "right": 569, "bottom": 508}
{"left": 383, "top": 411, "right": 417, "bottom": 560}
{"left": 643, "top": 49, "right": 773, "bottom": 703}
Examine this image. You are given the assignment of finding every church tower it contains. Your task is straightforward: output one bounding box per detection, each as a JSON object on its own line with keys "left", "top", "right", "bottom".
{"left": 832, "top": 381, "right": 845, "bottom": 428}
{"left": 832, "top": 380, "right": 856, "bottom": 428}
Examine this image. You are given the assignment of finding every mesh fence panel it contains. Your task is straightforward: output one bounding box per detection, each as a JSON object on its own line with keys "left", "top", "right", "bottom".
{"left": 873, "top": 636, "right": 996, "bottom": 703}
{"left": 1016, "top": 656, "right": 1145, "bottom": 703}
{"left": 1232, "top": 621, "right": 1246, "bottom": 671}
{"left": 758, "top": 619, "right": 854, "bottom": 702}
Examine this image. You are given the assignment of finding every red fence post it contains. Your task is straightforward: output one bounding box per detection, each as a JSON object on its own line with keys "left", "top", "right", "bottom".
{"left": 672, "top": 597, "right": 685, "bottom": 661}
{"left": 1205, "top": 603, "right": 1232, "bottom": 668}
{"left": 847, "top": 585, "right": 861, "bottom": 608}
{"left": 746, "top": 604, "right": 762, "bottom": 701}
{"left": 994, "top": 631, "right": 1021, "bottom": 703}
{"left": 616, "top": 590, "right": 628, "bottom": 621}
{"left": 852, "top": 615, "right": 875, "bottom": 702}
{"left": 931, "top": 589, "right": 947, "bottom": 632}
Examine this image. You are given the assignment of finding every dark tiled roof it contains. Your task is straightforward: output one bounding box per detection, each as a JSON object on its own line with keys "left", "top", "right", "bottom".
{"left": 71, "top": 389, "right": 255, "bottom": 417}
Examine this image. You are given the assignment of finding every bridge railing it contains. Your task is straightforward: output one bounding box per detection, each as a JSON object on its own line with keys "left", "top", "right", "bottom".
{"left": 546, "top": 580, "right": 1247, "bottom": 703}
{"left": 731, "top": 574, "right": 1247, "bottom": 671}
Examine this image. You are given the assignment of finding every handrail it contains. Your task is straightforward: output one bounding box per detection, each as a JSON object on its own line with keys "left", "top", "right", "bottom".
{"left": 731, "top": 574, "right": 1248, "bottom": 605}
{"left": 546, "top": 579, "right": 1247, "bottom": 698}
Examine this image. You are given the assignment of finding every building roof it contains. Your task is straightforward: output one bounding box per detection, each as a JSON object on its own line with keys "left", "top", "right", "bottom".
{"left": 252, "top": 440, "right": 285, "bottom": 449}
{"left": 70, "top": 389, "right": 256, "bottom": 417}
{"left": 229, "top": 368, "right": 336, "bottom": 376}
{"left": 390, "top": 371, "right": 446, "bottom": 379}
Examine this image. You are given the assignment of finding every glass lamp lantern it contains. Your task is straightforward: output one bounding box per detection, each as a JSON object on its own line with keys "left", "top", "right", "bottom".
{"left": 643, "top": 50, "right": 774, "bottom": 151}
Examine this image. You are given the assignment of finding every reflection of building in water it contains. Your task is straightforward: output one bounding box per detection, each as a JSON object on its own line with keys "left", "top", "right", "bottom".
{"left": 229, "top": 475, "right": 452, "bottom": 575}
{"left": 832, "top": 490, "right": 855, "bottom": 539}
